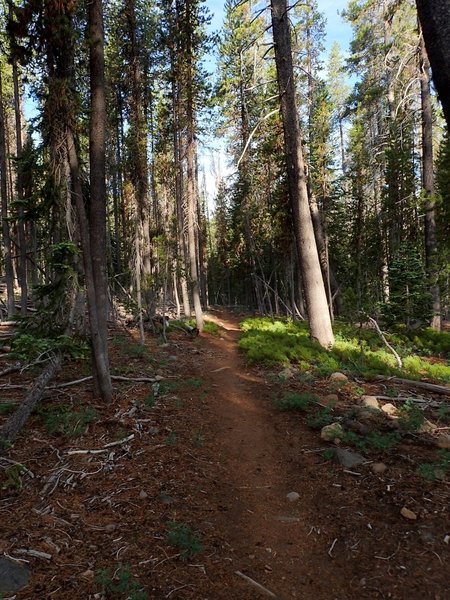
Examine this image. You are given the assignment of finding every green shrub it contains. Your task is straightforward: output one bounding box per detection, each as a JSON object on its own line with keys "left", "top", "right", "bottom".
{"left": 307, "top": 407, "right": 334, "bottom": 430}
{"left": 417, "top": 450, "right": 450, "bottom": 481}
{"left": 95, "top": 565, "right": 147, "bottom": 599}
{"left": 238, "top": 317, "right": 450, "bottom": 383}
{"left": 165, "top": 521, "right": 203, "bottom": 560}
{"left": 203, "top": 320, "right": 220, "bottom": 336}
{"left": 11, "top": 333, "right": 88, "bottom": 362}
{"left": 274, "top": 392, "right": 319, "bottom": 412}
{"left": 0, "top": 402, "right": 16, "bottom": 415}
{"left": 398, "top": 399, "right": 425, "bottom": 432}
{"left": 41, "top": 404, "right": 97, "bottom": 436}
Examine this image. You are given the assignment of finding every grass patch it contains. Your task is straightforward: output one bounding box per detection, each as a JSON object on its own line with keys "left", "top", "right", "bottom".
{"left": 203, "top": 320, "right": 220, "bottom": 336}
{"left": 39, "top": 404, "right": 97, "bottom": 437}
{"left": 239, "top": 317, "right": 450, "bottom": 383}
{"left": 417, "top": 450, "right": 450, "bottom": 481}
{"left": 95, "top": 564, "right": 147, "bottom": 599}
{"left": 306, "top": 407, "right": 334, "bottom": 430}
{"left": 274, "top": 392, "right": 319, "bottom": 411}
{"left": 165, "top": 521, "right": 203, "bottom": 560}
{"left": 112, "top": 335, "right": 150, "bottom": 361}
{"left": 0, "top": 402, "right": 16, "bottom": 415}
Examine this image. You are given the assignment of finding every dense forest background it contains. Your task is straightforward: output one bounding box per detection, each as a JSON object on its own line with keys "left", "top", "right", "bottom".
{"left": 0, "top": 0, "right": 449, "bottom": 394}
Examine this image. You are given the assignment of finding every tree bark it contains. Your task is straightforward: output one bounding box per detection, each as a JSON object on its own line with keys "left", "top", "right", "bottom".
{"left": 419, "top": 33, "right": 441, "bottom": 331}
{"left": 416, "top": 0, "right": 450, "bottom": 130}
{"left": 88, "top": 0, "right": 113, "bottom": 399}
{"left": 0, "top": 69, "right": 15, "bottom": 318}
{"left": 185, "top": 0, "right": 203, "bottom": 332}
{"left": 12, "top": 61, "right": 28, "bottom": 315}
{"left": 67, "top": 127, "right": 112, "bottom": 401}
{"left": 270, "top": 0, "right": 334, "bottom": 347}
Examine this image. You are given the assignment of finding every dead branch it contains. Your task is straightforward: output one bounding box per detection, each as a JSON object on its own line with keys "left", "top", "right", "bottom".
{"left": 66, "top": 434, "right": 135, "bottom": 455}
{"left": 374, "top": 376, "right": 450, "bottom": 396}
{"left": 0, "top": 352, "right": 62, "bottom": 449}
{"left": 235, "top": 571, "right": 277, "bottom": 598}
{"left": 0, "top": 363, "right": 21, "bottom": 377}
{"left": 368, "top": 317, "right": 402, "bottom": 368}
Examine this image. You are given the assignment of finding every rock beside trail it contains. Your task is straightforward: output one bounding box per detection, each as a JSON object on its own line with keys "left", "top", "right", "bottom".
{"left": 371, "top": 462, "right": 387, "bottom": 474}
{"left": 323, "top": 394, "right": 339, "bottom": 406}
{"left": 436, "top": 434, "right": 450, "bottom": 450}
{"left": 286, "top": 491, "right": 300, "bottom": 502}
{"left": 0, "top": 557, "right": 30, "bottom": 594}
{"left": 418, "top": 419, "right": 437, "bottom": 434}
{"left": 333, "top": 448, "right": 366, "bottom": 468}
{"left": 360, "top": 395, "right": 380, "bottom": 410}
{"left": 401, "top": 507, "right": 417, "bottom": 520}
{"left": 342, "top": 418, "right": 370, "bottom": 436}
{"left": 321, "top": 422, "right": 344, "bottom": 443}
{"left": 279, "top": 367, "right": 296, "bottom": 380}
{"left": 381, "top": 403, "right": 398, "bottom": 417}
{"left": 329, "top": 372, "right": 348, "bottom": 383}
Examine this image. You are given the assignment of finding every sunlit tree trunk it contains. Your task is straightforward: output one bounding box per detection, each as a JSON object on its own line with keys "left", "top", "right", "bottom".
{"left": 270, "top": 0, "right": 334, "bottom": 347}
{"left": 419, "top": 34, "right": 441, "bottom": 330}
{"left": 12, "top": 61, "right": 27, "bottom": 315}
{"left": 0, "top": 69, "right": 15, "bottom": 317}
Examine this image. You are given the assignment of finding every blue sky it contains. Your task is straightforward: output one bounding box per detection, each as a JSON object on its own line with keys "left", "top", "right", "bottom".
{"left": 200, "top": 0, "right": 354, "bottom": 199}
{"left": 206, "top": 0, "right": 353, "bottom": 55}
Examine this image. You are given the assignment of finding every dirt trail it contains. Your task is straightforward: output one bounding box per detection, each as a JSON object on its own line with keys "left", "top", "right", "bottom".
{"left": 196, "top": 310, "right": 350, "bottom": 600}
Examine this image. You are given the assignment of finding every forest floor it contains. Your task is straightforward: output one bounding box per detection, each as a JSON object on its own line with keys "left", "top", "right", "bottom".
{"left": 0, "top": 307, "right": 449, "bottom": 600}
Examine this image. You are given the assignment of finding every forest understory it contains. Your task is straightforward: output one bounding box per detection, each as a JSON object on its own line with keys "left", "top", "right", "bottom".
{"left": 0, "top": 308, "right": 449, "bottom": 600}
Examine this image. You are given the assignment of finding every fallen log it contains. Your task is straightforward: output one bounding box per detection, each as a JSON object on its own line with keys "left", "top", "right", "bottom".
{"left": 0, "top": 352, "right": 62, "bottom": 450}
{"left": 374, "top": 375, "right": 450, "bottom": 396}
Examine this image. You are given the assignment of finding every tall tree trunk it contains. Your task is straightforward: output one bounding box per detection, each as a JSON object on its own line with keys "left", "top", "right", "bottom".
{"left": 126, "top": 0, "right": 151, "bottom": 281}
{"left": 419, "top": 33, "right": 441, "bottom": 330}
{"left": 12, "top": 61, "right": 27, "bottom": 315}
{"left": 0, "top": 69, "right": 15, "bottom": 318}
{"left": 416, "top": 0, "right": 450, "bottom": 130}
{"left": 184, "top": 0, "right": 203, "bottom": 330}
{"left": 270, "top": 0, "right": 334, "bottom": 347}
{"left": 88, "top": 0, "right": 113, "bottom": 399}
{"left": 67, "top": 127, "right": 112, "bottom": 401}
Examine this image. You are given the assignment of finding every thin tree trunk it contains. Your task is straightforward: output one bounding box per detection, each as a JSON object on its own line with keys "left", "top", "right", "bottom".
{"left": 88, "top": 0, "right": 113, "bottom": 400}
{"left": 186, "top": 97, "right": 203, "bottom": 331}
{"left": 270, "top": 0, "right": 334, "bottom": 347}
{"left": 67, "top": 127, "right": 112, "bottom": 401}
{"left": 12, "top": 61, "right": 27, "bottom": 315}
{"left": 419, "top": 33, "right": 441, "bottom": 330}
{"left": 0, "top": 69, "right": 15, "bottom": 318}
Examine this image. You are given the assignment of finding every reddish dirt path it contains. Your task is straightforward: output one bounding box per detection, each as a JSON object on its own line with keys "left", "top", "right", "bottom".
{"left": 195, "top": 310, "right": 357, "bottom": 600}
{"left": 187, "top": 309, "right": 448, "bottom": 600}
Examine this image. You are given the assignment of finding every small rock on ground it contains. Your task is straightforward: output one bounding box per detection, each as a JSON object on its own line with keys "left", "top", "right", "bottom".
{"left": 0, "top": 557, "right": 30, "bottom": 593}
{"left": 330, "top": 372, "right": 348, "bottom": 383}
{"left": 279, "top": 367, "right": 295, "bottom": 380}
{"left": 286, "top": 491, "right": 300, "bottom": 502}
{"left": 401, "top": 507, "right": 417, "bottom": 520}
{"left": 321, "top": 422, "right": 344, "bottom": 443}
{"left": 333, "top": 448, "right": 366, "bottom": 468}
{"left": 371, "top": 462, "right": 387, "bottom": 474}
{"left": 381, "top": 403, "right": 398, "bottom": 416}
{"left": 436, "top": 434, "right": 450, "bottom": 449}
{"left": 323, "top": 394, "right": 339, "bottom": 406}
{"left": 360, "top": 395, "right": 380, "bottom": 410}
